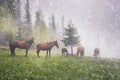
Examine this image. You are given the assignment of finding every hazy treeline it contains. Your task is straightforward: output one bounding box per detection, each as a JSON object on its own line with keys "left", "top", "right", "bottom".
{"left": 0, "top": 0, "right": 59, "bottom": 46}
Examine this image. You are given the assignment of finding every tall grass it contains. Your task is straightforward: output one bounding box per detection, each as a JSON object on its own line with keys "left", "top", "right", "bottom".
{"left": 0, "top": 49, "right": 120, "bottom": 80}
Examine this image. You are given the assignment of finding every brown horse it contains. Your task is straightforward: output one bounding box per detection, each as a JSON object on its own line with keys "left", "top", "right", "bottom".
{"left": 62, "top": 48, "right": 68, "bottom": 56}
{"left": 36, "top": 40, "right": 59, "bottom": 58}
{"left": 94, "top": 48, "right": 100, "bottom": 59}
{"left": 76, "top": 46, "right": 84, "bottom": 57}
{"left": 9, "top": 38, "right": 34, "bottom": 57}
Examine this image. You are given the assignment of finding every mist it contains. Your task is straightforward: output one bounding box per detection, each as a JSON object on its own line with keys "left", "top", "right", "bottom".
{"left": 29, "top": 0, "right": 120, "bottom": 59}
{"left": 1, "top": 0, "right": 118, "bottom": 59}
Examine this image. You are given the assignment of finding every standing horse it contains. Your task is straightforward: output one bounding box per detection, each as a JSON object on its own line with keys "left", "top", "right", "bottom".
{"left": 62, "top": 48, "right": 68, "bottom": 56}
{"left": 94, "top": 48, "right": 100, "bottom": 59}
{"left": 76, "top": 46, "right": 84, "bottom": 58}
{"left": 36, "top": 40, "right": 59, "bottom": 58}
{"left": 9, "top": 38, "right": 34, "bottom": 57}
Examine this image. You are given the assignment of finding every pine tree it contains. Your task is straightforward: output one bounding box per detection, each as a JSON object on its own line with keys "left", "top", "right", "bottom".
{"left": 35, "top": 11, "right": 41, "bottom": 26}
{"left": 24, "top": 0, "right": 32, "bottom": 39}
{"left": 48, "top": 13, "right": 56, "bottom": 40}
{"left": 16, "top": 0, "right": 21, "bottom": 26}
{"left": 62, "top": 20, "right": 80, "bottom": 55}
{"left": 16, "top": 27, "right": 22, "bottom": 40}
{"left": 61, "top": 15, "right": 64, "bottom": 30}
{"left": 25, "top": 0, "right": 31, "bottom": 26}
{"left": 34, "top": 10, "right": 49, "bottom": 42}
{"left": 61, "top": 15, "right": 65, "bottom": 38}
{"left": 51, "top": 13, "right": 56, "bottom": 32}
{"left": 52, "top": 14, "right": 56, "bottom": 31}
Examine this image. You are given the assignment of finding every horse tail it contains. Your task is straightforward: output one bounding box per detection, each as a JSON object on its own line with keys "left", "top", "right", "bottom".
{"left": 36, "top": 44, "right": 39, "bottom": 49}
{"left": 36, "top": 44, "right": 40, "bottom": 53}
{"left": 8, "top": 40, "right": 12, "bottom": 47}
{"left": 8, "top": 40, "right": 13, "bottom": 56}
{"left": 66, "top": 50, "right": 69, "bottom": 56}
{"left": 99, "top": 51, "right": 100, "bottom": 60}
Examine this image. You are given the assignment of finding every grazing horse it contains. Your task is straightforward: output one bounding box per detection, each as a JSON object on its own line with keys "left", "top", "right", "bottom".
{"left": 9, "top": 38, "right": 34, "bottom": 57}
{"left": 94, "top": 48, "right": 100, "bottom": 59}
{"left": 76, "top": 46, "right": 84, "bottom": 57}
{"left": 36, "top": 40, "right": 59, "bottom": 58}
{"left": 62, "top": 48, "right": 68, "bottom": 56}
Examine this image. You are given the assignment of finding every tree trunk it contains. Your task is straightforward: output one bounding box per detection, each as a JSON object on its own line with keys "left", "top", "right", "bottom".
{"left": 71, "top": 45, "right": 73, "bottom": 56}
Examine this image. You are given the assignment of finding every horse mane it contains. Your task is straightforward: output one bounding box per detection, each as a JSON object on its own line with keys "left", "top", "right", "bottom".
{"left": 47, "top": 41, "right": 55, "bottom": 45}
{"left": 25, "top": 39, "right": 34, "bottom": 44}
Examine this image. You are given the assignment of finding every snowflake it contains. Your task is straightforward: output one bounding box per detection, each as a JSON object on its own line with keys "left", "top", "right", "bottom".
{"left": 49, "top": 1, "right": 53, "bottom": 7}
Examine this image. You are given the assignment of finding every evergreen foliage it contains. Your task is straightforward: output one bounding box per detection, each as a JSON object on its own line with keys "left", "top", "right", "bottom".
{"left": 62, "top": 20, "right": 80, "bottom": 55}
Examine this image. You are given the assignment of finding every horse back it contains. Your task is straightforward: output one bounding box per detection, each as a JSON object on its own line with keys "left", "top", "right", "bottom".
{"left": 9, "top": 40, "right": 29, "bottom": 49}
{"left": 62, "top": 48, "right": 68, "bottom": 53}
{"left": 37, "top": 43, "right": 51, "bottom": 50}
{"left": 77, "top": 46, "right": 84, "bottom": 53}
{"left": 94, "top": 48, "right": 100, "bottom": 55}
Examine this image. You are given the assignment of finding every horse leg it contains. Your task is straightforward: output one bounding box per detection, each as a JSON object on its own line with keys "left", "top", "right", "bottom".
{"left": 25, "top": 49, "right": 28, "bottom": 57}
{"left": 62, "top": 51, "right": 65, "bottom": 56}
{"left": 66, "top": 52, "right": 68, "bottom": 56}
{"left": 37, "top": 49, "right": 40, "bottom": 58}
{"left": 9, "top": 46, "right": 12, "bottom": 56}
{"left": 97, "top": 53, "right": 99, "bottom": 59}
{"left": 46, "top": 50, "right": 48, "bottom": 58}
{"left": 13, "top": 48, "right": 16, "bottom": 56}
{"left": 81, "top": 51, "right": 84, "bottom": 57}
{"left": 77, "top": 52, "right": 79, "bottom": 58}
{"left": 80, "top": 53, "right": 82, "bottom": 57}
{"left": 62, "top": 51, "right": 64, "bottom": 56}
{"left": 99, "top": 53, "right": 100, "bottom": 60}
{"left": 10, "top": 47, "right": 13, "bottom": 56}
{"left": 49, "top": 50, "right": 51, "bottom": 58}
{"left": 94, "top": 53, "right": 97, "bottom": 59}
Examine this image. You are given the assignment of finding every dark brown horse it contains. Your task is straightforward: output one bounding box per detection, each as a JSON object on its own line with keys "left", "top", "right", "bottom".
{"left": 94, "top": 48, "right": 100, "bottom": 59}
{"left": 62, "top": 48, "right": 68, "bottom": 56}
{"left": 9, "top": 38, "right": 34, "bottom": 57}
{"left": 36, "top": 40, "right": 59, "bottom": 58}
{"left": 76, "top": 46, "right": 84, "bottom": 57}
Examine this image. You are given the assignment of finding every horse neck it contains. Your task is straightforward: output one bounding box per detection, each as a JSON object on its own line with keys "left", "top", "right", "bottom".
{"left": 49, "top": 42, "right": 55, "bottom": 49}
{"left": 26, "top": 40, "right": 33, "bottom": 46}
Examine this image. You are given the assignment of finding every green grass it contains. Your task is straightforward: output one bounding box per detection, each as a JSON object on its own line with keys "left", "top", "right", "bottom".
{"left": 0, "top": 49, "right": 120, "bottom": 80}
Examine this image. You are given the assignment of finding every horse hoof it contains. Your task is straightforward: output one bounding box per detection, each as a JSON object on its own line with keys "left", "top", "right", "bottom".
{"left": 25, "top": 56, "right": 27, "bottom": 57}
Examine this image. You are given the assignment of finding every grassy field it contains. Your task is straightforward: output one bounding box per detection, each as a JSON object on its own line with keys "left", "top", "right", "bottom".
{"left": 0, "top": 48, "right": 120, "bottom": 80}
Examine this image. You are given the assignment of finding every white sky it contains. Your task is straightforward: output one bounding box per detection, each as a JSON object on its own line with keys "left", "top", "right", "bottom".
{"left": 25, "top": 0, "right": 120, "bottom": 58}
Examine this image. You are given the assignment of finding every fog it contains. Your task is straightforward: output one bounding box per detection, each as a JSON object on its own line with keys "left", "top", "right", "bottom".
{"left": 27, "top": 0, "right": 120, "bottom": 58}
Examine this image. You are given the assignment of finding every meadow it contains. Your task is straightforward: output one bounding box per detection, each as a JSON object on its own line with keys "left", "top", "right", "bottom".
{"left": 0, "top": 48, "right": 120, "bottom": 80}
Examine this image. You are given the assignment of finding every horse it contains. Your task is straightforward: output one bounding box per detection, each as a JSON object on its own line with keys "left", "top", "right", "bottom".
{"left": 9, "top": 38, "right": 34, "bottom": 57}
{"left": 76, "top": 46, "right": 84, "bottom": 58}
{"left": 94, "top": 48, "right": 100, "bottom": 59}
{"left": 62, "top": 48, "right": 68, "bottom": 56}
{"left": 36, "top": 40, "right": 59, "bottom": 58}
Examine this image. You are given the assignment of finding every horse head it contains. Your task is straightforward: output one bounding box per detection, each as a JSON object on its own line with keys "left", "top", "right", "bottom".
{"left": 54, "top": 40, "right": 59, "bottom": 48}
{"left": 30, "top": 37, "right": 35, "bottom": 43}
{"left": 26, "top": 37, "right": 35, "bottom": 44}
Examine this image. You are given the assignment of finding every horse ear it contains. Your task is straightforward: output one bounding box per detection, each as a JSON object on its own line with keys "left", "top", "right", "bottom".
{"left": 31, "top": 37, "right": 34, "bottom": 40}
{"left": 55, "top": 40, "right": 58, "bottom": 43}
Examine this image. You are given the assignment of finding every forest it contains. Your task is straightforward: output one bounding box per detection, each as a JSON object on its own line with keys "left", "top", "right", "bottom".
{"left": 0, "top": 0, "right": 53, "bottom": 46}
